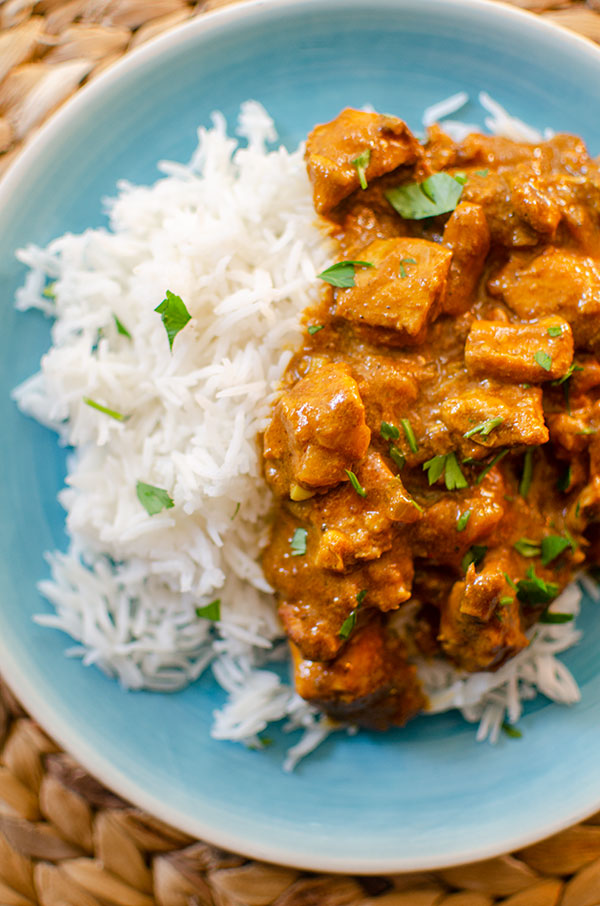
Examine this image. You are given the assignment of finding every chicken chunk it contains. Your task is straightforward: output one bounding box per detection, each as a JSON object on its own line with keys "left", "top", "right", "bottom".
{"left": 442, "top": 380, "right": 548, "bottom": 449}
{"left": 334, "top": 237, "right": 452, "bottom": 343}
{"left": 291, "top": 618, "right": 426, "bottom": 729}
{"left": 263, "top": 359, "right": 371, "bottom": 497}
{"left": 289, "top": 451, "right": 420, "bottom": 571}
{"left": 488, "top": 248, "right": 600, "bottom": 350}
{"left": 350, "top": 354, "right": 419, "bottom": 433}
{"left": 465, "top": 316, "right": 573, "bottom": 383}
{"left": 305, "top": 109, "right": 421, "bottom": 214}
{"left": 442, "top": 202, "right": 490, "bottom": 315}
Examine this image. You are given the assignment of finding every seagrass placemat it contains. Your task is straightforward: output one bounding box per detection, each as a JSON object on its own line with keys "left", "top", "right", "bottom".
{"left": 3, "top": 1, "right": 600, "bottom": 904}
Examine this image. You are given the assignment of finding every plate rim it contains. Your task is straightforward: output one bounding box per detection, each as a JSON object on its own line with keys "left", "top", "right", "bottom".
{"left": 2, "top": 0, "right": 600, "bottom": 873}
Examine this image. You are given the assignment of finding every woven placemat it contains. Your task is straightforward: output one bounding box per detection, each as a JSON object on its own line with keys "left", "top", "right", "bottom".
{"left": 2, "top": 1, "right": 600, "bottom": 903}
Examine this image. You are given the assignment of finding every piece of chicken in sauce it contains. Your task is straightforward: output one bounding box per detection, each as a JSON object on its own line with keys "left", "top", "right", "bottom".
{"left": 262, "top": 107, "right": 599, "bottom": 729}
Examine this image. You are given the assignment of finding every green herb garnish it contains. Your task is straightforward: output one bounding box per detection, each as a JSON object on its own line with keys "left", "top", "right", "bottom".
{"left": 42, "top": 282, "right": 56, "bottom": 300}
{"left": 461, "top": 545, "right": 487, "bottom": 573}
{"left": 519, "top": 449, "right": 534, "bottom": 498}
{"left": 351, "top": 148, "right": 371, "bottom": 190}
{"left": 356, "top": 589, "right": 368, "bottom": 606}
{"left": 557, "top": 465, "right": 571, "bottom": 493}
{"left": 453, "top": 171, "right": 468, "bottom": 185}
{"left": 136, "top": 481, "right": 174, "bottom": 516}
{"left": 389, "top": 446, "right": 406, "bottom": 470}
{"left": 457, "top": 509, "right": 472, "bottom": 532}
{"left": 475, "top": 168, "right": 489, "bottom": 178}
{"left": 345, "top": 469, "right": 367, "bottom": 498}
{"left": 502, "top": 721, "right": 522, "bottom": 739}
{"left": 541, "top": 535, "right": 574, "bottom": 566}
{"left": 514, "top": 538, "right": 541, "bottom": 558}
{"left": 423, "top": 452, "right": 468, "bottom": 490}
{"left": 155, "top": 290, "right": 191, "bottom": 351}
{"left": 534, "top": 350, "right": 552, "bottom": 372}
{"left": 516, "top": 565, "right": 559, "bottom": 606}
{"left": 547, "top": 326, "right": 562, "bottom": 338}
{"left": 231, "top": 502, "right": 241, "bottom": 520}
{"left": 504, "top": 573, "right": 518, "bottom": 591}
{"left": 290, "top": 527, "right": 308, "bottom": 556}
{"left": 400, "top": 418, "right": 418, "bottom": 453}
{"left": 381, "top": 421, "right": 400, "bottom": 441}
{"left": 399, "top": 256, "right": 417, "bottom": 279}
{"left": 385, "top": 172, "right": 464, "bottom": 220}
{"left": 553, "top": 363, "right": 583, "bottom": 385}
{"left": 475, "top": 449, "right": 508, "bottom": 485}
{"left": 114, "top": 315, "right": 132, "bottom": 339}
{"left": 307, "top": 324, "right": 324, "bottom": 335}
{"left": 83, "top": 397, "right": 129, "bottom": 422}
{"left": 196, "top": 599, "right": 221, "bottom": 621}
{"left": 499, "top": 596, "right": 514, "bottom": 607}
{"left": 539, "top": 611, "right": 574, "bottom": 624}
{"left": 317, "top": 260, "right": 374, "bottom": 288}
{"left": 339, "top": 590, "right": 367, "bottom": 640}
{"left": 464, "top": 416, "right": 503, "bottom": 440}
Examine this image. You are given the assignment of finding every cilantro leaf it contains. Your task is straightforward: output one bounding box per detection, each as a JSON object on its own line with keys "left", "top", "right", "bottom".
{"left": 389, "top": 446, "right": 406, "bottom": 470}
{"left": 534, "top": 350, "right": 552, "bottom": 372}
{"left": 516, "top": 565, "right": 559, "bottom": 606}
{"left": 557, "top": 465, "right": 571, "bottom": 493}
{"left": 317, "top": 260, "right": 374, "bottom": 288}
{"left": 400, "top": 418, "right": 418, "bottom": 453}
{"left": 155, "top": 290, "right": 191, "bottom": 351}
{"left": 351, "top": 148, "right": 371, "bottom": 190}
{"left": 423, "top": 454, "right": 446, "bottom": 485}
{"left": 499, "top": 596, "right": 514, "bottom": 607}
{"left": 381, "top": 421, "right": 400, "bottom": 441}
{"left": 553, "top": 363, "right": 583, "bottom": 386}
{"left": 307, "top": 324, "right": 324, "bottom": 335}
{"left": 541, "top": 535, "right": 573, "bottom": 566}
{"left": 514, "top": 538, "right": 541, "bottom": 558}
{"left": 519, "top": 449, "right": 534, "bottom": 498}
{"left": 457, "top": 509, "right": 472, "bottom": 532}
{"left": 196, "top": 599, "right": 221, "bottom": 621}
{"left": 539, "top": 611, "right": 574, "bottom": 624}
{"left": 547, "top": 326, "right": 562, "bottom": 338}
{"left": 423, "top": 452, "right": 467, "bottom": 490}
{"left": 114, "top": 315, "right": 132, "bottom": 339}
{"left": 339, "top": 609, "right": 358, "bottom": 639}
{"left": 475, "top": 449, "right": 508, "bottom": 485}
{"left": 502, "top": 721, "right": 522, "bottom": 739}
{"left": 461, "top": 545, "right": 487, "bottom": 573}
{"left": 83, "top": 397, "right": 129, "bottom": 422}
{"left": 464, "top": 416, "right": 503, "bottom": 440}
{"left": 475, "top": 168, "right": 489, "bottom": 178}
{"left": 136, "top": 481, "right": 174, "bottom": 516}
{"left": 399, "top": 256, "right": 417, "bottom": 279}
{"left": 385, "top": 172, "right": 464, "bottom": 220}
{"left": 290, "top": 528, "right": 307, "bottom": 556}
{"left": 345, "top": 469, "right": 367, "bottom": 498}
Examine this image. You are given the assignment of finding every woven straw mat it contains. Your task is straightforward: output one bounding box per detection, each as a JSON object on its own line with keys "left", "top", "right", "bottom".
{"left": 2, "top": 1, "right": 600, "bottom": 903}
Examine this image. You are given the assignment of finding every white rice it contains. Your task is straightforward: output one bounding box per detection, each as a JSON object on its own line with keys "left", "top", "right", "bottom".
{"left": 13, "top": 96, "right": 587, "bottom": 765}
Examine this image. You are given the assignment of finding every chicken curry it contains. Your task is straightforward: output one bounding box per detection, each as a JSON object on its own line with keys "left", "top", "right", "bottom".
{"left": 262, "top": 108, "right": 600, "bottom": 729}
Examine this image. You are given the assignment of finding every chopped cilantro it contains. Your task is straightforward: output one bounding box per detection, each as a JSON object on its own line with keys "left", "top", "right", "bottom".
{"left": 461, "top": 545, "right": 487, "bottom": 573}
{"left": 534, "top": 350, "right": 552, "bottom": 372}
{"left": 422, "top": 452, "right": 467, "bottom": 490}
{"left": 409, "top": 497, "right": 424, "bottom": 513}
{"left": 345, "top": 469, "right": 367, "bottom": 498}
{"left": 464, "top": 416, "right": 503, "bottom": 440}
{"left": 456, "top": 509, "right": 472, "bottom": 532}
{"left": 42, "top": 282, "right": 56, "bottom": 300}
{"left": 539, "top": 611, "right": 574, "bottom": 624}
{"left": 475, "top": 449, "right": 508, "bottom": 485}
{"left": 499, "top": 596, "right": 514, "bottom": 607}
{"left": 399, "top": 256, "right": 417, "bottom": 279}
{"left": 196, "top": 599, "right": 220, "bottom": 621}
{"left": 389, "top": 445, "right": 406, "bottom": 470}
{"left": 453, "top": 171, "right": 468, "bottom": 185}
{"left": 423, "top": 454, "right": 446, "bottom": 485}
{"left": 155, "top": 290, "right": 191, "bottom": 351}
{"left": 547, "top": 326, "right": 562, "bottom": 338}
{"left": 381, "top": 421, "right": 400, "bottom": 441}
{"left": 502, "top": 721, "right": 522, "bottom": 739}
{"left": 351, "top": 148, "right": 371, "bottom": 190}
{"left": 114, "top": 315, "right": 132, "bottom": 339}
{"left": 83, "top": 397, "right": 129, "bottom": 422}
{"left": 385, "top": 172, "right": 464, "bottom": 220}
{"left": 317, "top": 260, "right": 374, "bottom": 288}
{"left": 541, "top": 535, "right": 574, "bottom": 566}
{"left": 516, "top": 565, "right": 559, "bottom": 606}
{"left": 136, "top": 481, "right": 174, "bottom": 516}
{"left": 231, "top": 502, "right": 241, "bottom": 520}
{"left": 339, "top": 609, "right": 357, "bottom": 639}
{"left": 577, "top": 427, "right": 596, "bottom": 435}
{"left": 514, "top": 538, "right": 541, "bottom": 558}
{"left": 475, "top": 168, "right": 489, "bottom": 178}
{"left": 400, "top": 418, "right": 418, "bottom": 453}
{"left": 504, "top": 573, "right": 518, "bottom": 591}
{"left": 356, "top": 589, "right": 368, "bottom": 605}
{"left": 519, "top": 449, "right": 534, "bottom": 498}
{"left": 553, "top": 363, "right": 583, "bottom": 385}
{"left": 307, "top": 324, "right": 324, "bottom": 335}
{"left": 290, "top": 527, "right": 307, "bottom": 556}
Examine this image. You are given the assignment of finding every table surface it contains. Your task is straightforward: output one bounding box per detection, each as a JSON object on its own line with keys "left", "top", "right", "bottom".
{"left": 2, "top": 1, "right": 600, "bottom": 904}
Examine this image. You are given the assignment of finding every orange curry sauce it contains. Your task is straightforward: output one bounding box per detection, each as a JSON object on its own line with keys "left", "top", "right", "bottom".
{"left": 261, "top": 108, "right": 600, "bottom": 729}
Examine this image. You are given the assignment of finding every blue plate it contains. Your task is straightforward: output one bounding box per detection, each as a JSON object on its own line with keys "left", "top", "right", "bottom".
{"left": 1, "top": 0, "right": 600, "bottom": 873}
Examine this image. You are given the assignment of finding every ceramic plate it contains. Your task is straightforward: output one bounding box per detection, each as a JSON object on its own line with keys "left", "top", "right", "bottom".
{"left": 1, "top": 0, "right": 600, "bottom": 873}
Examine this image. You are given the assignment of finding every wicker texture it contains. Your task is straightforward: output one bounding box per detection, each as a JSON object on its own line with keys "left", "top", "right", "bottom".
{"left": 2, "top": 1, "right": 600, "bottom": 903}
